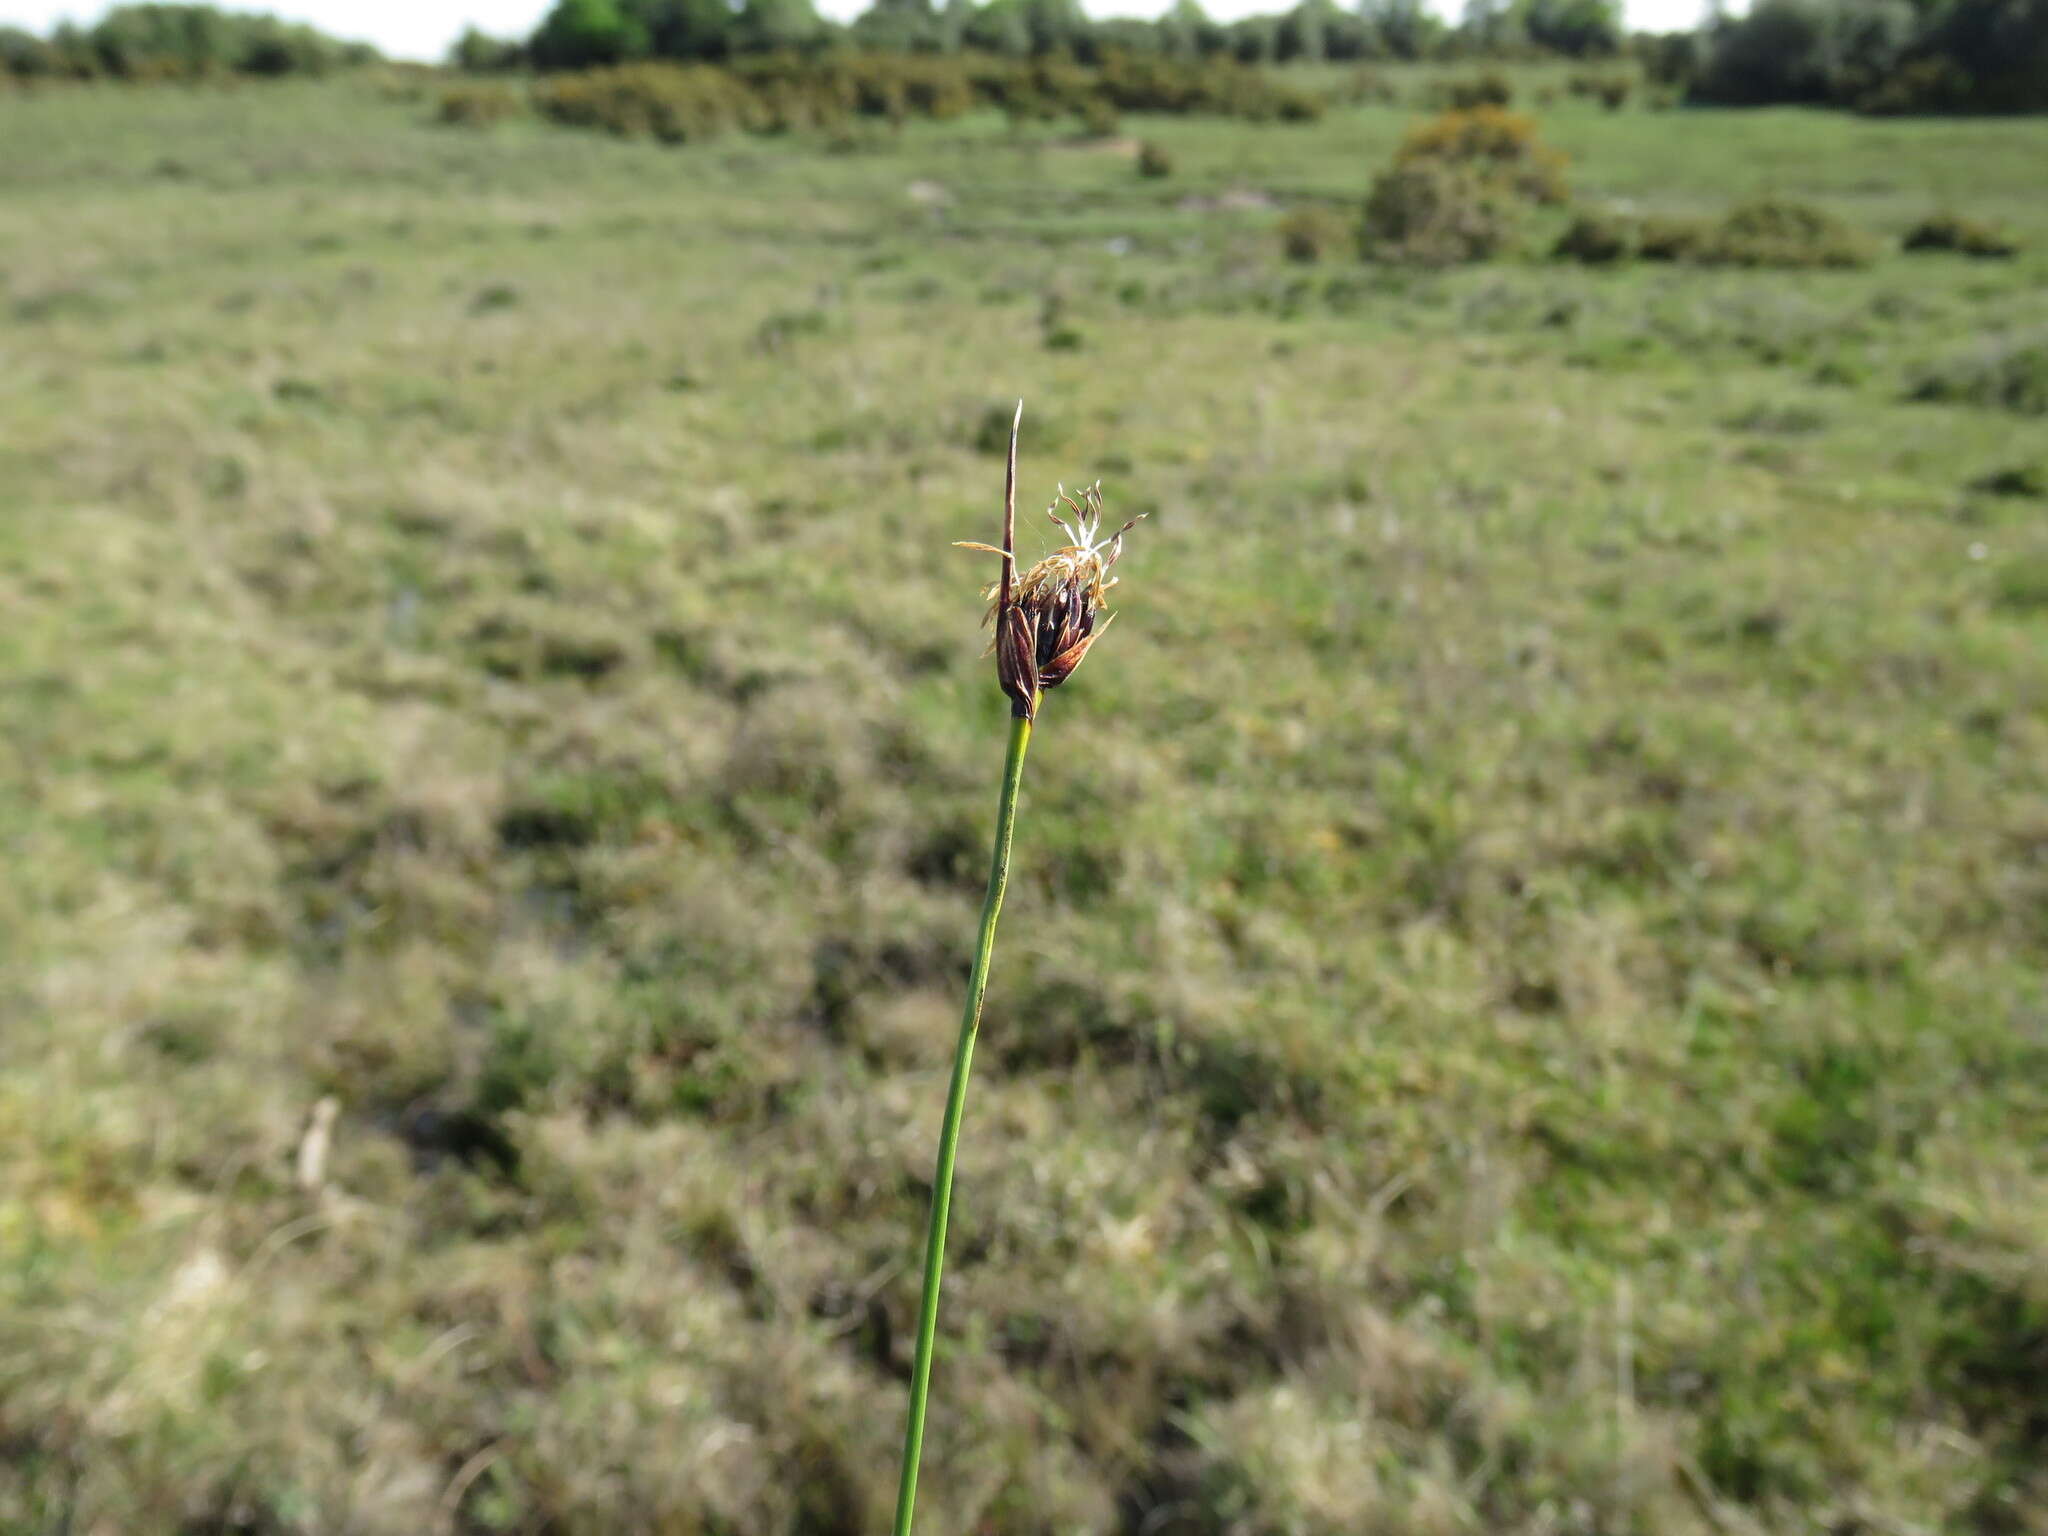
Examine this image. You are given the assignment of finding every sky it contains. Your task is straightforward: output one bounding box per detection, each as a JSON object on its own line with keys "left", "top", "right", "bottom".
{"left": 1, "top": 0, "right": 1710, "bottom": 66}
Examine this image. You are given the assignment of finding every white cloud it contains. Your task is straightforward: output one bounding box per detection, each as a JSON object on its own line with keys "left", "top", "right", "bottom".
{"left": 0, "top": 0, "right": 1711, "bottom": 65}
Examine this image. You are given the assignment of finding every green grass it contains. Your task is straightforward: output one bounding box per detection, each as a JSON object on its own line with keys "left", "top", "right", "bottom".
{"left": 3, "top": 73, "right": 2047, "bottom": 1534}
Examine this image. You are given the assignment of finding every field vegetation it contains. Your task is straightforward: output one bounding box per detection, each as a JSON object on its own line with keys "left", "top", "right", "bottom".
{"left": 2, "top": 60, "right": 2047, "bottom": 1536}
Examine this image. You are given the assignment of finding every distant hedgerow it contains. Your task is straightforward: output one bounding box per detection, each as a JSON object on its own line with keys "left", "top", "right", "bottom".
{"left": 523, "top": 50, "right": 1332, "bottom": 148}
{"left": 737, "top": 52, "right": 976, "bottom": 126}
{"left": 1435, "top": 69, "right": 1514, "bottom": 109}
{"left": 987, "top": 51, "right": 1325, "bottom": 125}
{"left": 437, "top": 81, "right": 524, "bottom": 127}
{"left": 533, "top": 61, "right": 762, "bottom": 141}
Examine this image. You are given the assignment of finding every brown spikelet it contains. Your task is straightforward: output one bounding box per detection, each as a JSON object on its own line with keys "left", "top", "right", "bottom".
{"left": 953, "top": 400, "right": 1142, "bottom": 718}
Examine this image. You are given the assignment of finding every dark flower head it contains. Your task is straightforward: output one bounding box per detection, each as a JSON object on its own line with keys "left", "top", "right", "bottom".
{"left": 955, "top": 405, "right": 1143, "bottom": 720}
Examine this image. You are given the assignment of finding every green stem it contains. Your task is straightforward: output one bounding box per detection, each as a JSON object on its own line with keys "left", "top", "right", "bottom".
{"left": 890, "top": 709, "right": 1034, "bottom": 1536}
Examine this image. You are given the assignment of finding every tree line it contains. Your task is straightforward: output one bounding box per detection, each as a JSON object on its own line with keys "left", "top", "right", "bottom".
{"left": 0, "top": 4, "right": 375, "bottom": 79}
{"left": 490, "top": 0, "right": 2045, "bottom": 114}
{"left": 1, "top": 0, "right": 2041, "bottom": 115}
{"left": 492, "top": 0, "right": 1629, "bottom": 72}
{"left": 1686, "top": 0, "right": 2047, "bottom": 114}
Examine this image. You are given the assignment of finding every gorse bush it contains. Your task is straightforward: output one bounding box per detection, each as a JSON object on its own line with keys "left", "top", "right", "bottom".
{"left": 1276, "top": 205, "right": 1356, "bottom": 263}
{"left": 983, "top": 50, "right": 1328, "bottom": 125}
{"left": 983, "top": 55, "right": 1093, "bottom": 125}
{"left": 1567, "top": 68, "right": 1633, "bottom": 107}
{"left": 437, "top": 81, "right": 525, "bottom": 126}
{"left": 1091, "top": 50, "right": 1325, "bottom": 118}
{"left": 1553, "top": 208, "right": 1636, "bottom": 263}
{"left": 533, "top": 54, "right": 981, "bottom": 140}
{"left": 1705, "top": 197, "right": 1877, "bottom": 268}
{"left": 1394, "top": 106, "right": 1569, "bottom": 205}
{"left": 1437, "top": 69, "right": 1514, "bottom": 108}
{"left": 1637, "top": 213, "right": 1712, "bottom": 261}
{"left": 1359, "top": 107, "right": 1569, "bottom": 267}
{"left": 1136, "top": 138, "right": 1173, "bottom": 177}
{"left": 521, "top": 50, "right": 1333, "bottom": 145}
{"left": 739, "top": 51, "right": 977, "bottom": 124}
{"left": 1901, "top": 211, "right": 2021, "bottom": 257}
{"left": 1555, "top": 199, "right": 1877, "bottom": 268}
{"left": 534, "top": 61, "right": 763, "bottom": 140}
{"left": 1361, "top": 160, "right": 1525, "bottom": 265}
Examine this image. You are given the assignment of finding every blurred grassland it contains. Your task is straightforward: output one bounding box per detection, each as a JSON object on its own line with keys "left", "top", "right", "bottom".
{"left": 2, "top": 73, "right": 2047, "bottom": 1535}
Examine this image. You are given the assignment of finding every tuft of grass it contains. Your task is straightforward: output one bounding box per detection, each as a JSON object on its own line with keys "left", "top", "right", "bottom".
{"left": 1910, "top": 332, "right": 2048, "bottom": 416}
{"left": 1992, "top": 553, "right": 2048, "bottom": 613}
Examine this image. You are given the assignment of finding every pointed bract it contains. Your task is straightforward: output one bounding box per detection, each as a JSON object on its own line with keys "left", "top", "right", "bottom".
{"left": 997, "top": 605, "right": 1039, "bottom": 719}
{"left": 1040, "top": 614, "right": 1113, "bottom": 688}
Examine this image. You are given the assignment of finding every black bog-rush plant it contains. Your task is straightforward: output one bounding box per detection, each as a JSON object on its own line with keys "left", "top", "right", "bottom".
{"left": 888, "top": 403, "right": 1143, "bottom": 1536}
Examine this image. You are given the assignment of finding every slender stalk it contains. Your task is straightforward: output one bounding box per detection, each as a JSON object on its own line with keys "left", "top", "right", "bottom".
{"left": 890, "top": 708, "right": 1034, "bottom": 1536}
